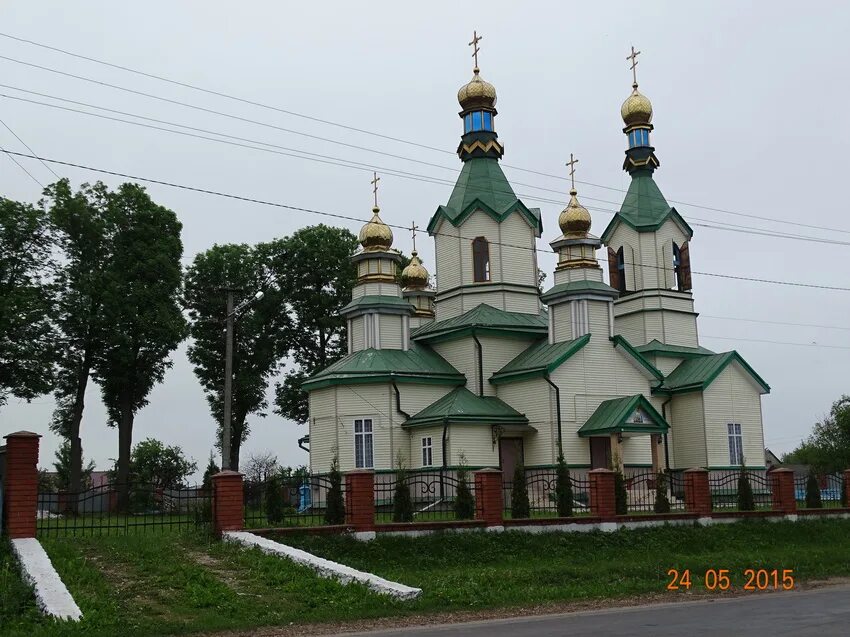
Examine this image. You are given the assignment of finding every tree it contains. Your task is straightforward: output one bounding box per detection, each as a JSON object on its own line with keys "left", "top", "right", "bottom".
{"left": 273, "top": 225, "right": 358, "bottom": 424}
{"left": 324, "top": 454, "right": 345, "bottom": 525}
{"left": 264, "top": 474, "right": 284, "bottom": 524}
{"left": 0, "top": 198, "right": 55, "bottom": 408}
{"left": 127, "top": 438, "right": 197, "bottom": 489}
{"left": 91, "top": 183, "right": 187, "bottom": 509}
{"left": 244, "top": 451, "right": 279, "bottom": 484}
{"left": 52, "top": 440, "right": 96, "bottom": 492}
{"left": 554, "top": 451, "right": 573, "bottom": 517}
{"left": 614, "top": 468, "right": 628, "bottom": 515}
{"left": 392, "top": 454, "right": 413, "bottom": 523}
{"left": 805, "top": 469, "right": 822, "bottom": 509}
{"left": 454, "top": 453, "right": 475, "bottom": 520}
{"left": 654, "top": 471, "right": 671, "bottom": 514}
{"left": 511, "top": 462, "right": 530, "bottom": 519}
{"left": 737, "top": 467, "right": 755, "bottom": 511}
{"left": 44, "top": 179, "right": 117, "bottom": 501}
{"left": 201, "top": 452, "right": 219, "bottom": 492}
{"left": 842, "top": 474, "right": 848, "bottom": 508}
{"left": 784, "top": 396, "right": 850, "bottom": 473}
{"left": 184, "top": 243, "right": 291, "bottom": 470}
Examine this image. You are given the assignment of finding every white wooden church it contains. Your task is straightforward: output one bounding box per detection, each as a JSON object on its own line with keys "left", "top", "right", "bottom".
{"left": 302, "top": 45, "right": 769, "bottom": 478}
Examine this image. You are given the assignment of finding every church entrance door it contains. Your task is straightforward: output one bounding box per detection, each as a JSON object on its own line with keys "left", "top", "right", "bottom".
{"left": 499, "top": 438, "right": 524, "bottom": 478}
{"left": 590, "top": 437, "right": 612, "bottom": 469}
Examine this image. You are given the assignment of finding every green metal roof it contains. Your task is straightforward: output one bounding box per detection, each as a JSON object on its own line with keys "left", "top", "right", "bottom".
{"left": 657, "top": 351, "right": 770, "bottom": 395}
{"left": 635, "top": 339, "right": 715, "bottom": 359}
{"left": 302, "top": 344, "right": 465, "bottom": 391}
{"left": 411, "top": 303, "right": 548, "bottom": 343}
{"left": 577, "top": 395, "right": 669, "bottom": 437}
{"left": 340, "top": 295, "right": 414, "bottom": 315}
{"left": 403, "top": 386, "right": 529, "bottom": 428}
{"left": 600, "top": 170, "right": 693, "bottom": 242}
{"left": 610, "top": 335, "right": 665, "bottom": 382}
{"left": 490, "top": 334, "right": 590, "bottom": 385}
{"left": 427, "top": 158, "right": 543, "bottom": 234}
{"left": 540, "top": 279, "right": 618, "bottom": 303}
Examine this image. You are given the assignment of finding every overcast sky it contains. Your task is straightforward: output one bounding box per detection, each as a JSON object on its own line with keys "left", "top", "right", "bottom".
{"left": 1, "top": 1, "right": 849, "bottom": 477}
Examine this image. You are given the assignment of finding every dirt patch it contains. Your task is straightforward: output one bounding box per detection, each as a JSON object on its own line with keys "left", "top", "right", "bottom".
{"left": 186, "top": 550, "right": 258, "bottom": 597}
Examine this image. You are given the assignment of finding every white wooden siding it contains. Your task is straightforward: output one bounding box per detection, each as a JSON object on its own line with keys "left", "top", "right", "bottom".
{"left": 621, "top": 436, "right": 653, "bottom": 466}
{"left": 398, "top": 384, "right": 455, "bottom": 417}
{"left": 351, "top": 316, "right": 365, "bottom": 351}
{"left": 378, "top": 314, "right": 403, "bottom": 349}
{"left": 496, "top": 378, "right": 555, "bottom": 466}
{"left": 660, "top": 312, "right": 699, "bottom": 348}
{"left": 432, "top": 339, "right": 478, "bottom": 393}
{"left": 408, "top": 425, "right": 445, "bottom": 469}
{"left": 332, "top": 384, "right": 393, "bottom": 472}
{"left": 703, "top": 364, "right": 765, "bottom": 467}
{"left": 670, "top": 392, "right": 706, "bottom": 469}
{"left": 449, "top": 425, "right": 499, "bottom": 467}
{"left": 308, "top": 387, "right": 338, "bottom": 473}
{"left": 478, "top": 336, "right": 531, "bottom": 396}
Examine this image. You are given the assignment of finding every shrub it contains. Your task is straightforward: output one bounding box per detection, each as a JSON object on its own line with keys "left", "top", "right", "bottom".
{"left": 511, "top": 462, "right": 530, "bottom": 519}
{"left": 737, "top": 468, "right": 755, "bottom": 511}
{"left": 654, "top": 471, "right": 670, "bottom": 514}
{"left": 554, "top": 451, "right": 573, "bottom": 517}
{"left": 201, "top": 452, "right": 219, "bottom": 492}
{"left": 614, "top": 469, "right": 628, "bottom": 515}
{"left": 842, "top": 474, "right": 848, "bottom": 507}
{"left": 392, "top": 457, "right": 414, "bottom": 523}
{"left": 454, "top": 455, "right": 475, "bottom": 520}
{"left": 324, "top": 455, "right": 345, "bottom": 525}
{"left": 265, "top": 474, "right": 284, "bottom": 524}
{"left": 805, "top": 470, "right": 822, "bottom": 509}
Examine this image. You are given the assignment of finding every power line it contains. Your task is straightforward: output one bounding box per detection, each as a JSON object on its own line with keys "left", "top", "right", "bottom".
{"left": 0, "top": 116, "right": 58, "bottom": 178}
{"left": 701, "top": 315, "right": 850, "bottom": 332}
{"left": 2, "top": 38, "right": 850, "bottom": 238}
{"left": 0, "top": 141, "right": 42, "bottom": 188}
{"left": 701, "top": 334, "right": 850, "bottom": 350}
{"left": 4, "top": 148, "right": 850, "bottom": 294}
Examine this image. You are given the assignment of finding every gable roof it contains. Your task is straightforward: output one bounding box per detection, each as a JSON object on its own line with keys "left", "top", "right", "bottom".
{"left": 411, "top": 303, "right": 548, "bottom": 344}
{"left": 635, "top": 339, "right": 715, "bottom": 359}
{"left": 490, "top": 335, "right": 591, "bottom": 385}
{"left": 600, "top": 170, "right": 693, "bottom": 242}
{"left": 656, "top": 351, "right": 770, "bottom": 395}
{"left": 610, "top": 335, "right": 665, "bottom": 382}
{"left": 302, "top": 344, "right": 465, "bottom": 391}
{"left": 427, "top": 158, "right": 543, "bottom": 235}
{"left": 403, "top": 386, "right": 529, "bottom": 428}
{"left": 577, "top": 395, "right": 670, "bottom": 437}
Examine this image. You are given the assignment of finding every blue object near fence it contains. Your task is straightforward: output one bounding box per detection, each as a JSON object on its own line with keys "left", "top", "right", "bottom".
{"left": 297, "top": 482, "right": 312, "bottom": 513}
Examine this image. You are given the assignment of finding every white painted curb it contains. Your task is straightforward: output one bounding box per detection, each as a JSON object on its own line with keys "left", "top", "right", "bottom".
{"left": 11, "top": 538, "right": 82, "bottom": 621}
{"left": 224, "top": 531, "right": 421, "bottom": 600}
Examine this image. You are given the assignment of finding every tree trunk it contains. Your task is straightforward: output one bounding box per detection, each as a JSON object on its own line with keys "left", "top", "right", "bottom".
{"left": 116, "top": 391, "right": 134, "bottom": 512}
{"left": 230, "top": 416, "right": 243, "bottom": 471}
{"left": 68, "top": 352, "right": 91, "bottom": 512}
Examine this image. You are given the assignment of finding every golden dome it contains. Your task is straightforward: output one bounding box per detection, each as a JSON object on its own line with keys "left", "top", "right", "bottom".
{"left": 401, "top": 250, "right": 430, "bottom": 290}
{"left": 358, "top": 207, "right": 393, "bottom": 251}
{"left": 621, "top": 83, "right": 653, "bottom": 126}
{"left": 457, "top": 68, "right": 497, "bottom": 110}
{"left": 558, "top": 189, "right": 592, "bottom": 236}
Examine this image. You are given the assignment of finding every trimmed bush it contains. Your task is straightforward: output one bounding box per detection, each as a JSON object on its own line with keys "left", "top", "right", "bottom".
{"left": 842, "top": 474, "right": 848, "bottom": 507}
{"left": 454, "top": 462, "right": 475, "bottom": 520}
{"left": 805, "top": 470, "right": 822, "bottom": 509}
{"left": 654, "top": 471, "right": 671, "bottom": 514}
{"left": 392, "top": 467, "right": 414, "bottom": 523}
{"left": 737, "top": 469, "right": 755, "bottom": 511}
{"left": 554, "top": 452, "right": 573, "bottom": 517}
{"left": 324, "top": 456, "right": 345, "bottom": 525}
{"left": 511, "top": 463, "right": 530, "bottom": 519}
{"left": 264, "top": 474, "right": 284, "bottom": 524}
{"left": 614, "top": 469, "right": 628, "bottom": 515}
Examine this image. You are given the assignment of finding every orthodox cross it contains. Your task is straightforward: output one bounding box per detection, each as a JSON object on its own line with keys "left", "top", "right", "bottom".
{"left": 469, "top": 31, "right": 483, "bottom": 69}
{"left": 370, "top": 172, "right": 380, "bottom": 208}
{"left": 627, "top": 46, "right": 641, "bottom": 85}
{"left": 566, "top": 153, "right": 579, "bottom": 191}
{"left": 410, "top": 221, "right": 419, "bottom": 252}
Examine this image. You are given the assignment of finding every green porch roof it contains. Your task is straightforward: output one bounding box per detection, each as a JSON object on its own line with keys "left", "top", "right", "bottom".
{"left": 411, "top": 303, "right": 548, "bottom": 343}
{"left": 403, "top": 386, "right": 529, "bottom": 428}
{"left": 540, "top": 279, "right": 618, "bottom": 303}
{"left": 490, "top": 334, "right": 590, "bottom": 385}
{"left": 656, "top": 351, "right": 770, "bottom": 395}
{"left": 577, "top": 395, "right": 669, "bottom": 437}
{"left": 600, "top": 170, "right": 693, "bottom": 242}
{"left": 302, "top": 344, "right": 465, "bottom": 391}
{"left": 340, "top": 295, "right": 414, "bottom": 315}
{"left": 427, "top": 158, "right": 543, "bottom": 234}
{"left": 635, "top": 339, "right": 716, "bottom": 359}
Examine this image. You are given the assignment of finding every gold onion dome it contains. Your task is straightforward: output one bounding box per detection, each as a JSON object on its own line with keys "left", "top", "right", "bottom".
{"left": 358, "top": 207, "right": 393, "bottom": 251}
{"left": 621, "top": 83, "right": 653, "bottom": 126}
{"left": 457, "top": 68, "right": 497, "bottom": 110}
{"left": 559, "top": 189, "right": 592, "bottom": 236}
{"left": 401, "top": 250, "right": 429, "bottom": 289}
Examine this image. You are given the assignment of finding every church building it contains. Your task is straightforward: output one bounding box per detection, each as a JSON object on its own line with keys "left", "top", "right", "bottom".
{"left": 302, "top": 42, "right": 770, "bottom": 478}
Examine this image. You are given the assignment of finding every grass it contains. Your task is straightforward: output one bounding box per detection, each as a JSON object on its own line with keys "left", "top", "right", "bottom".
{"left": 2, "top": 518, "right": 850, "bottom": 636}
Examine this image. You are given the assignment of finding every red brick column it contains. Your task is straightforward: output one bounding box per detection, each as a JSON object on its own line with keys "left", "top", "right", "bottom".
{"left": 684, "top": 468, "right": 712, "bottom": 516}
{"left": 474, "top": 468, "right": 504, "bottom": 526}
{"left": 345, "top": 470, "right": 375, "bottom": 532}
{"left": 770, "top": 468, "right": 797, "bottom": 514}
{"left": 843, "top": 469, "right": 850, "bottom": 507}
{"left": 589, "top": 468, "right": 616, "bottom": 519}
{"left": 212, "top": 470, "right": 244, "bottom": 535}
{"left": 3, "top": 431, "right": 41, "bottom": 539}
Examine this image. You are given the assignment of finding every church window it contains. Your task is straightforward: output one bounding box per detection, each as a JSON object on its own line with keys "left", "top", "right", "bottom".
{"left": 464, "top": 113, "right": 472, "bottom": 133}
{"left": 727, "top": 423, "right": 743, "bottom": 466}
{"left": 421, "top": 437, "right": 433, "bottom": 466}
{"left": 471, "top": 111, "right": 482, "bottom": 130}
{"left": 673, "top": 241, "right": 692, "bottom": 291}
{"left": 482, "top": 111, "right": 492, "bottom": 130}
{"left": 472, "top": 236, "right": 490, "bottom": 282}
{"left": 616, "top": 246, "right": 627, "bottom": 293}
{"left": 354, "top": 418, "right": 374, "bottom": 469}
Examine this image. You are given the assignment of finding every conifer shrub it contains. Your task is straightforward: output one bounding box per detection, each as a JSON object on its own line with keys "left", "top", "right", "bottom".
{"left": 454, "top": 454, "right": 475, "bottom": 520}
{"left": 324, "top": 455, "right": 346, "bottom": 525}
{"left": 614, "top": 468, "right": 628, "bottom": 515}
{"left": 265, "top": 474, "right": 284, "bottom": 524}
{"left": 511, "top": 462, "right": 530, "bottom": 519}
{"left": 654, "top": 470, "right": 671, "bottom": 514}
{"left": 842, "top": 474, "right": 848, "bottom": 508}
{"left": 554, "top": 451, "right": 573, "bottom": 517}
{"left": 805, "top": 469, "right": 822, "bottom": 509}
{"left": 392, "top": 456, "right": 414, "bottom": 523}
{"left": 737, "top": 467, "right": 755, "bottom": 511}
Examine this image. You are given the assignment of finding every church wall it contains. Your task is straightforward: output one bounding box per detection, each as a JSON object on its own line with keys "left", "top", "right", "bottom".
{"left": 496, "top": 378, "right": 555, "bottom": 466}
{"left": 378, "top": 314, "right": 404, "bottom": 349}
{"left": 670, "top": 392, "right": 707, "bottom": 469}
{"left": 498, "top": 212, "right": 539, "bottom": 289}
{"left": 432, "top": 339, "right": 478, "bottom": 394}
{"left": 460, "top": 211, "right": 504, "bottom": 285}
{"left": 588, "top": 299, "right": 613, "bottom": 336}
{"left": 606, "top": 224, "right": 641, "bottom": 291}
{"left": 352, "top": 281, "right": 402, "bottom": 298}
{"left": 308, "top": 387, "right": 338, "bottom": 474}
{"left": 449, "top": 425, "right": 499, "bottom": 467}
{"left": 478, "top": 335, "right": 533, "bottom": 397}
{"left": 703, "top": 364, "right": 766, "bottom": 468}
{"left": 332, "top": 383, "right": 394, "bottom": 472}
{"left": 434, "top": 220, "right": 463, "bottom": 293}
{"left": 652, "top": 356, "right": 683, "bottom": 376}
{"left": 398, "top": 384, "right": 455, "bottom": 417}
{"left": 660, "top": 312, "right": 700, "bottom": 348}
{"left": 408, "top": 425, "right": 445, "bottom": 469}
{"left": 552, "top": 304, "right": 574, "bottom": 342}
{"left": 613, "top": 312, "right": 645, "bottom": 346}
{"left": 436, "top": 295, "right": 462, "bottom": 320}
{"left": 351, "top": 316, "right": 365, "bottom": 351}
{"left": 621, "top": 437, "right": 653, "bottom": 466}
{"left": 651, "top": 219, "right": 691, "bottom": 291}
{"left": 462, "top": 290, "right": 508, "bottom": 312}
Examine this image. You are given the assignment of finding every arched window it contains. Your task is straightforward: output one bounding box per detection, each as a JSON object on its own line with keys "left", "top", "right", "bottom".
{"left": 472, "top": 236, "right": 490, "bottom": 282}
{"left": 616, "top": 246, "right": 627, "bottom": 293}
{"left": 463, "top": 111, "right": 495, "bottom": 134}
{"left": 673, "top": 241, "right": 692, "bottom": 291}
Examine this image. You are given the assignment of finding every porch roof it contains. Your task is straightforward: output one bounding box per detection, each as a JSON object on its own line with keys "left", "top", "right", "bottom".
{"left": 403, "top": 387, "right": 529, "bottom": 428}
{"left": 577, "top": 395, "right": 669, "bottom": 437}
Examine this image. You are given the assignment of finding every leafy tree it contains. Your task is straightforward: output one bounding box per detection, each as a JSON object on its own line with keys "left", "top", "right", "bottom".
{"left": 614, "top": 469, "right": 628, "bottom": 515}
{"left": 91, "top": 184, "right": 187, "bottom": 509}
{"left": 737, "top": 467, "right": 755, "bottom": 511}
{"left": 805, "top": 469, "right": 822, "bottom": 509}
{"left": 0, "top": 198, "right": 55, "bottom": 408}
{"left": 324, "top": 454, "right": 345, "bottom": 525}
{"left": 454, "top": 453, "right": 475, "bottom": 520}
{"left": 126, "top": 438, "right": 197, "bottom": 489}
{"left": 44, "top": 179, "right": 117, "bottom": 500}
{"left": 264, "top": 474, "right": 284, "bottom": 524}
{"left": 784, "top": 396, "right": 850, "bottom": 473}
{"left": 273, "top": 225, "right": 358, "bottom": 425}
{"left": 201, "top": 452, "right": 219, "bottom": 492}
{"left": 392, "top": 454, "right": 413, "bottom": 523}
{"left": 654, "top": 471, "right": 671, "bottom": 514}
{"left": 52, "top": 439, "right": 96, "bottom": 491}
{"left": 511, "top": 462, "right": 530, "bottom": 519}
{"left": 184, "top": 243, "right": 291, "bottom": 470}
{"left": 554, "top": 451, "right": 573, "bottom": 517}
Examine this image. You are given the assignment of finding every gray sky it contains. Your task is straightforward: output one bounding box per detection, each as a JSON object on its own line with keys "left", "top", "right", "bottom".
{"left": 1, "top": 1, "right": 849, "bottom": 477}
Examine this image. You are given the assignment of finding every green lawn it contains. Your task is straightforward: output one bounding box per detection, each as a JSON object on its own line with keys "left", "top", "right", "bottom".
{"left": 2, "top": 519, "right": 850, "bottom": 636}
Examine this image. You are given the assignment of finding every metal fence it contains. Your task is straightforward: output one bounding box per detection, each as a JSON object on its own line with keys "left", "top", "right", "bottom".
{"left": 793, "top": 473, "right": 845, "bottom": 508}
{"left": 36, "top": 482, "right": 212, "bottom": 536}
{"left": 708, "top": 470, "right": 773, "bottom": 511}
{"left": 243, "top": 474, "right": 345, "bottom": 528}
{"left": 502, "top": 469, "right": 591, "bottom": 519}
{"left": 623, "top": 471, "right": 687, "bottom": 513}
{"left": 375, "top": 470, "right": 474, "bottom": 522}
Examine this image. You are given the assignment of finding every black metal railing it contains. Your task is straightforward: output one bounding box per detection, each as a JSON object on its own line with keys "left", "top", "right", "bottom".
{"left": 36, "top": 482, "right": 212, "bottom": 536}
{"left": 374, "top": 470, "right": 473, "bottom": 522}
{"left": 794, "top": 473, "right": 845, "bottom": 508}
{"left": 708, "top": 470, "right": 773, "bottom": 511}
{"left": 624, "top": 471, "right": 687, "bottom": 513}
{"left": 502, "top": 470, "right": 591, "bottom": 519}
{"left": 243, "top": 474, "right": 345, "bottom": 528}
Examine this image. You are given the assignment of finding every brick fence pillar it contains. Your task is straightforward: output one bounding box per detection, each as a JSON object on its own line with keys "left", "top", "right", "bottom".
{"left": 770, "top": 467, "right": 797, "bottom": 514}
{"left": 589, "top": 468, "right": 616, "bottom": 519}
{"left": 3, "top": 431, "right": 41, "bottom": 539}
{"left": 474, "top": 468, "right": 504, "bottom": 526}
{"left": 844, "top": 469, "right": 850, "bottom": 507}
{"left": 212, "top": 470, "right": 244, "bottom": 535}
{"left": 684, "top": 468, "right": 712, "bottom": 516}
{"left": 345, "top": 470, "right": 375, "bottom": 532}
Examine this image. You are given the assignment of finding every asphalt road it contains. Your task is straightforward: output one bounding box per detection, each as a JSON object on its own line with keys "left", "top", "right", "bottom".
{"left": 330, "top": 586, "right": 850, "bottom": 637}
